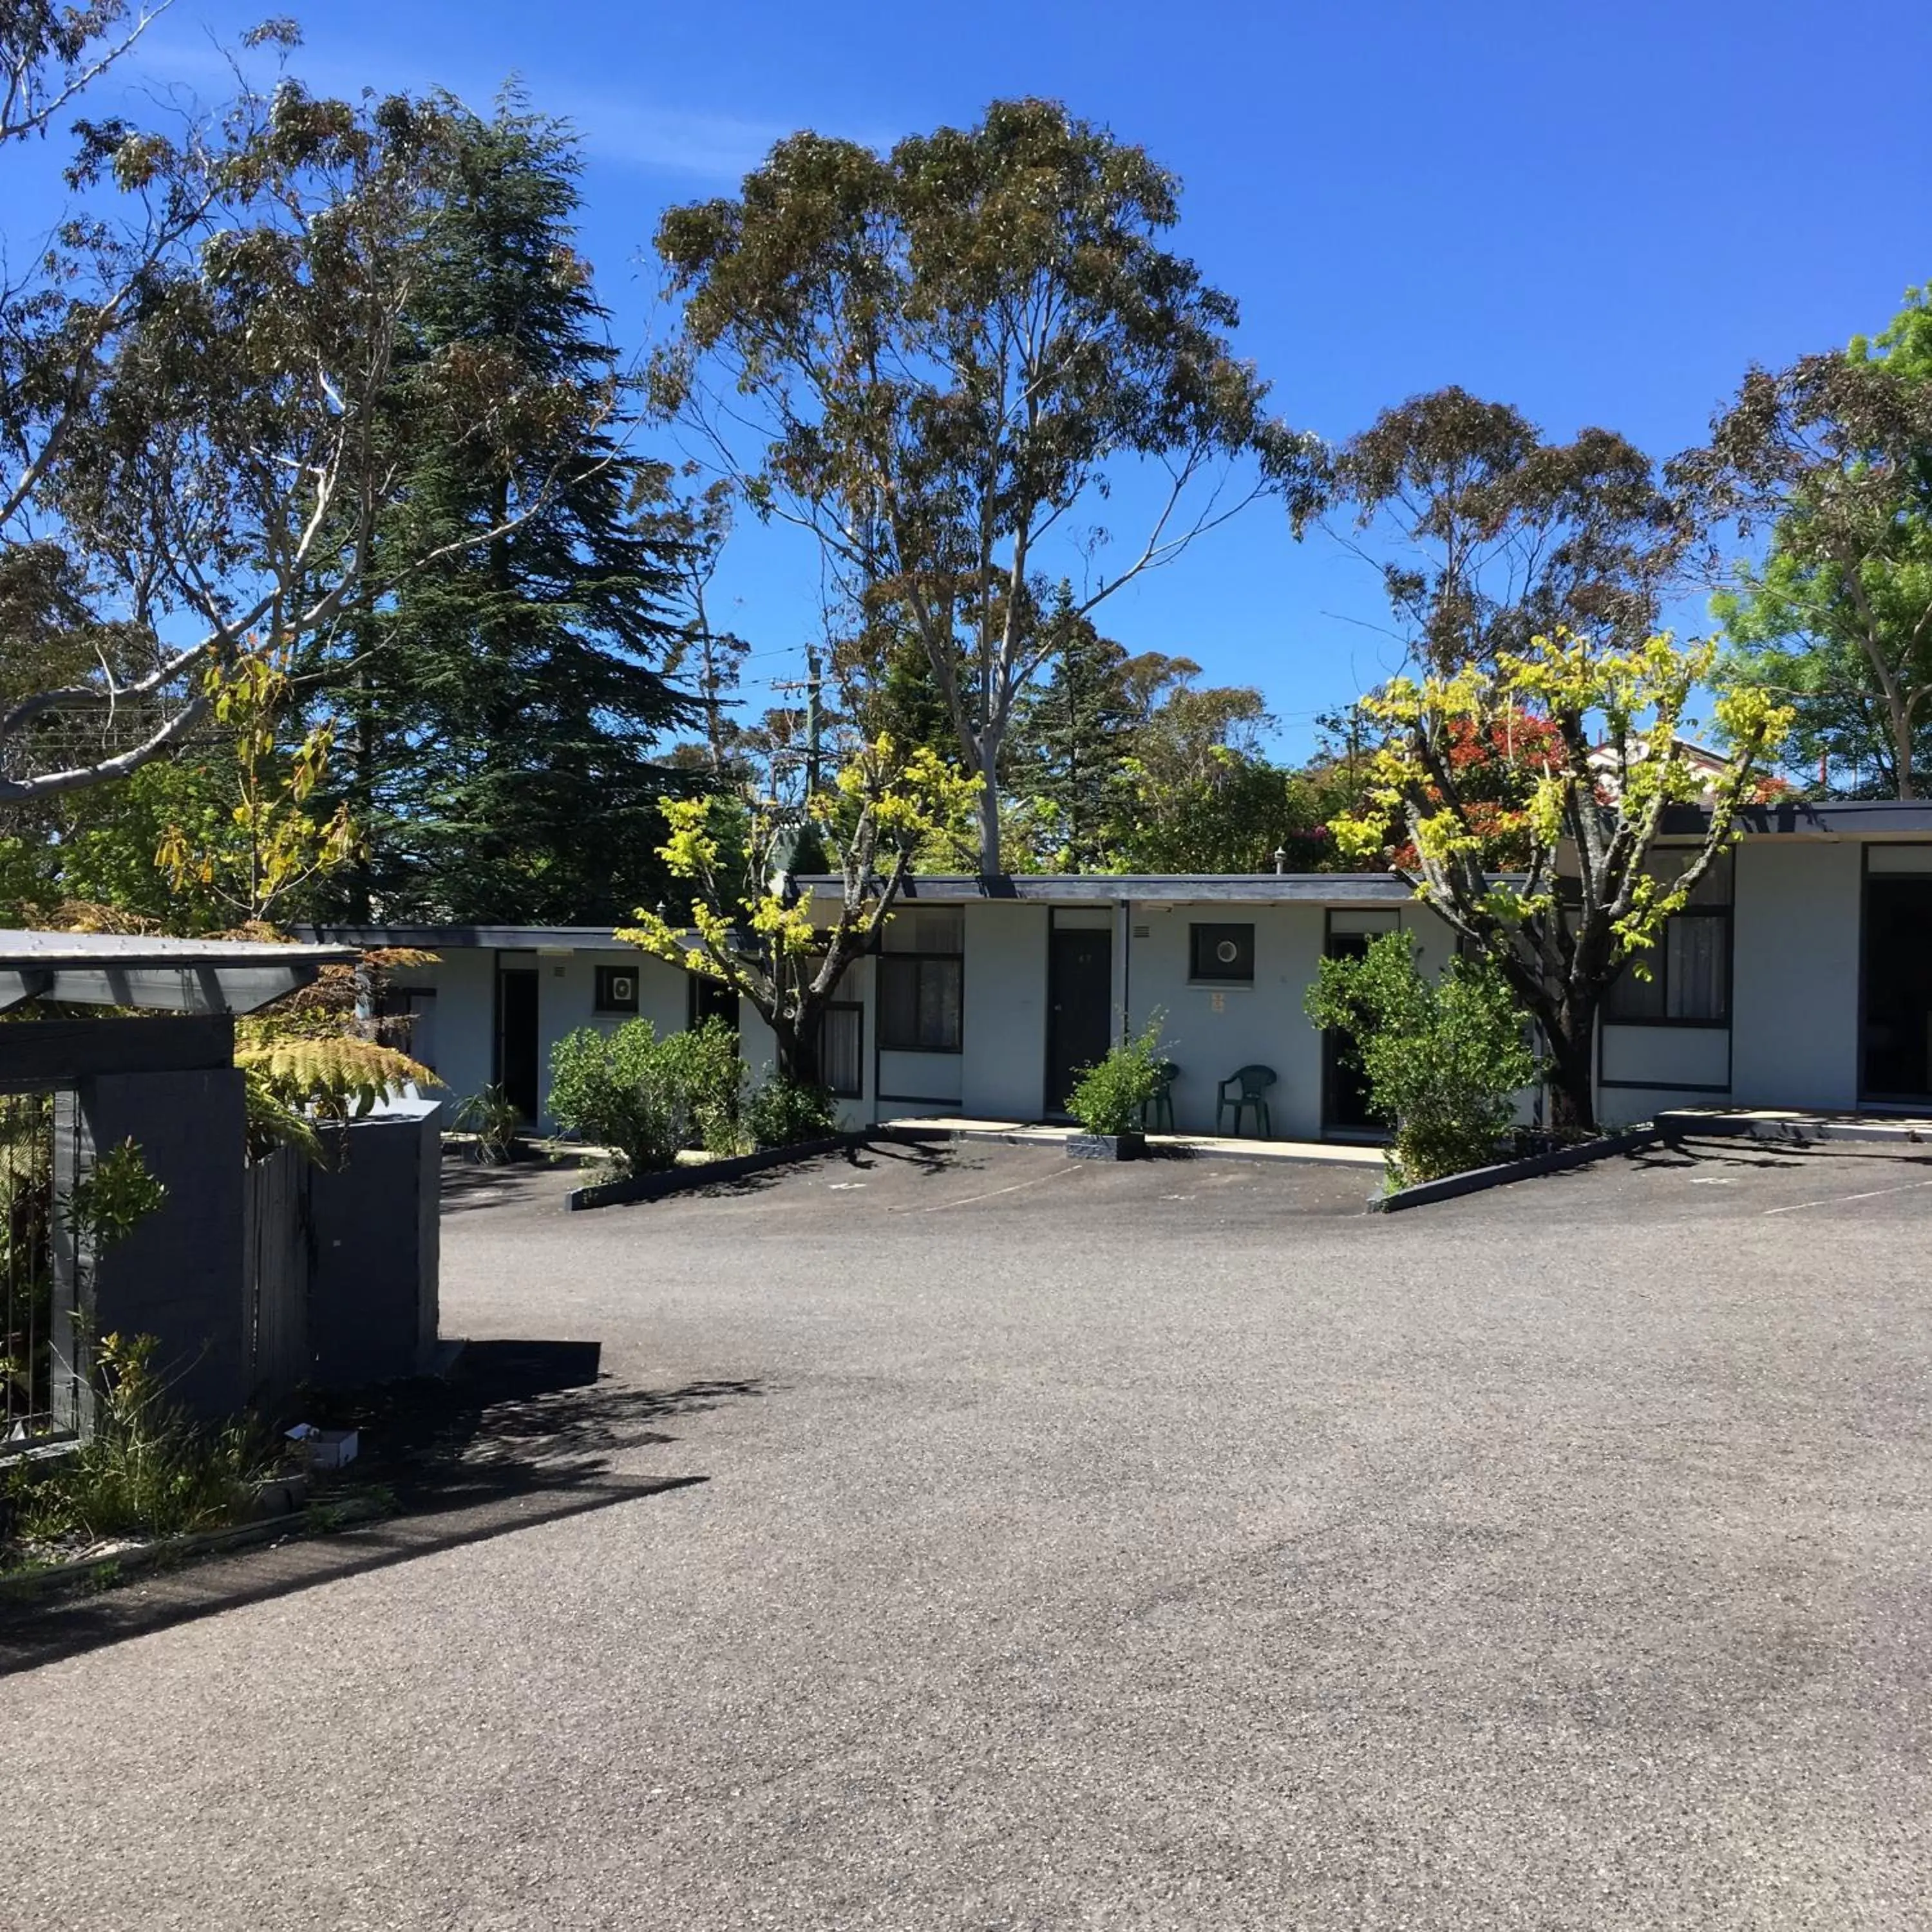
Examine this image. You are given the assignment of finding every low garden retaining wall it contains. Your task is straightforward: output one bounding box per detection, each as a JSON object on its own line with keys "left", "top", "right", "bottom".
{"left": 1372, "top": 1125, "right": 1662, "bottom": 1213}
{"left": 563, "top": 1135, "right": 857, "bottom": 1210}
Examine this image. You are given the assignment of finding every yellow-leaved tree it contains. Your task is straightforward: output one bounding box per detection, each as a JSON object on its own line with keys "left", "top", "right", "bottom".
{"left": 1333, "top": 629, "right": 1792, "bottom": 1135}
{"left": 620, "top": 737, "right": 979, "bottom": 1090}
{"left": 153, "top": 650, "right": 359, "bottom": 925}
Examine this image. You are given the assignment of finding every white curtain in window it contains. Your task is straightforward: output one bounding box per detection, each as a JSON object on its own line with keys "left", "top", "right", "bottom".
{"left": 820, "top": 1006, "right": 862, "bottom": 1095}
{"left": 1665, "top": 916, "right": 1726, "bottom": 1020}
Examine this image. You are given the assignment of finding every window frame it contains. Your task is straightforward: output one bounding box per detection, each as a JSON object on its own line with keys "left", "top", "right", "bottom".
{"left": 688, "top": 973, "right": 741, "bottom": 1032}
{"left": 876, "top": 951, "right": 965, "bottom": 1054}
{"left": 1603, "top": 907, "right": 1734, "bottom": 1028}
{"left": 593, "top": 963, "right": 640, "bottom": 1015}
{"left": 1188, "top": 921, "right": 1256, "bottom": 986}
{"left": 819, "top": 999, "right": 864, "bottom": 1097}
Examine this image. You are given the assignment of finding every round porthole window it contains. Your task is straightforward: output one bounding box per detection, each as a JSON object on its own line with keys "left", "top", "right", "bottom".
{"left": 1216, "top": 939, "right": 1240, "bottom": 965}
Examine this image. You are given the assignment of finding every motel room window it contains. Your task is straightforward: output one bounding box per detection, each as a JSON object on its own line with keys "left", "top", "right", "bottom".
{"left": 594, "top": 965, "right": 639, "bottom": 1014}
{"left": 1603, "top": 850, "right": 1732, "bottom": 1025}
{"left": 688, "top": 974, "right": 741, "bottom": 1032}
{"left": 1189, "top": 922, "right": 1255, "bottom": 984}
{"left": 878, "top": 906, "right": 964, "bottom": 1052}
{"left": 819, "top": 1002, "right": 864, "bottom": 1097}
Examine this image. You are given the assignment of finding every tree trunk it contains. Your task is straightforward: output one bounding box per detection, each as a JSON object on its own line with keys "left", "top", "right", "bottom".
{"left": 977, "top": 730, "right": 1003, "bottom": 875}
{"left": 772, "top": 1010, "right": 822, "bottom": 1090}
{"left": 1544, "top": 1018, "right": 1598, "bottom": 1139}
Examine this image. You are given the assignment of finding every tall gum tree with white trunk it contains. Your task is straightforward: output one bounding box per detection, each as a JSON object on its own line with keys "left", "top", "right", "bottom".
{"left": 650, "top": 98, "right": 1321, "bottom": 873}
{"left": 0, "top": 20, "right": 616, "bottom": 808}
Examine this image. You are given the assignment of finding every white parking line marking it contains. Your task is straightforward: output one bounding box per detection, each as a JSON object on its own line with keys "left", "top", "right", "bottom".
{"left": 897, "top": 1164, "right": 1082, "bottom": 1214}
{"left": 1763, "top": 1179, "right": 1932, "bottom": 1217}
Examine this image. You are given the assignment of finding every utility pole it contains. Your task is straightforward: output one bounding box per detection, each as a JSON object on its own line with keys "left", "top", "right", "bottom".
{"left": 806, "top": 648, "right": 822, "bottom": 799}
{"left": 761, "top": 649, "right": 827, "bottom": 905}
{"left": 772, "top": 648, "right": 825, "bottom": 799}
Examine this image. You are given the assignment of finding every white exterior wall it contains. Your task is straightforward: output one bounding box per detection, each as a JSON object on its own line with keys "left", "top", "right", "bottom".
{"left": 878, "top": 1048, "right": 961, "bottom": 1110}
{"left": 390, "top": 946, "right": 495, "bottom": 1108}
{"left": 958, "top": 904, "right": 1051, "bottom": 1119}
{"left": 1122, "top": 903, "right": 1330, "bottom": 1140}
{"left": 1595, "top": 838, "right": 1866, "bottom": 1123}
{"left": 1729, "top": 838, "right": 1862, "bottom": 1110}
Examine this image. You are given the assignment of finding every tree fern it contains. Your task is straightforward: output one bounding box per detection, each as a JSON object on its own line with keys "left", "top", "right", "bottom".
{"left": 236, "top": 1037, "right": 442, "bottom": 1129}
{"left": 241, "top": 1075, "right": 326, "bottom": 1165}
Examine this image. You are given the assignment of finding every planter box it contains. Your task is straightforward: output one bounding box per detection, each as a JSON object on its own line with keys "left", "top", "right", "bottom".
{"left": 1066, "top": 1132, "right": 1147, "bottom": 1162}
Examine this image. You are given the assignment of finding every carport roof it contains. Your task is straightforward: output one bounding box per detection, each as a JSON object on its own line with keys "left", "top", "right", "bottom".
{"left": 0, "top": 929, "right": 358, "bottom": 1014}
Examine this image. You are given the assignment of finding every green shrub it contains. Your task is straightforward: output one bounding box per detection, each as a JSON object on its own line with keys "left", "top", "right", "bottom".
{"left": 545, "top": 1019, "right": 748, "bottom": 1173}
{"left": 7, "top": 1332, "right": 270, "bottom": 1553}
{"left": 1066, "top": 1020, "right": 1166, "bottom": 1136}
{"left": 547, "top": 1021, "right": 676, "bottom": 1172}
{"left": 743, "top": 1075, "right": 838, "bottom": 1149}
{"left": 452, "top": 1083, "right": 520, "bottom": 1164}
{"left": 1305, "top": 932, "right": 1540, "bottom": 1187}
{"left": 655, "top": 1020, "right": 745, "bottom": 1155}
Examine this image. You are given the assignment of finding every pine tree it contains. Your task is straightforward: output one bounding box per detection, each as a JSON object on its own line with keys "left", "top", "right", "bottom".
{"left": 319, "top": 93, "right": 693, "bottom": 923}
{"left": 1013, "top": 587, "right": 1135, "bottom": 871}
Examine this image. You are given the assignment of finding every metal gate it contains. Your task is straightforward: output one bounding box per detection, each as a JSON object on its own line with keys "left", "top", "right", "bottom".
{"left": 1, "top": 1088, "right": 77, "bottom": 1452}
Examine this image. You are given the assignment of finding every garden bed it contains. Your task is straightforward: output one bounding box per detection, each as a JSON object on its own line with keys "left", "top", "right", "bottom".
{"left": 0, "top": 1479, "right": 395, "bottom": 1605}
{"left": 1371, "top": 1124, "right": 1662, "bottom": 1213}
{"left": 562, "top": 1135, "right": 859, "bottom": 1210}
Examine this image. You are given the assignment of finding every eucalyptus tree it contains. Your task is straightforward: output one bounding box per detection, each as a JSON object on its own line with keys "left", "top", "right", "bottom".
{"left": 1677, "top": 299, "right": 1932, "bottom": 799}
{"left": 652, "top": 97, "right": 1318, "bottom": 871}
{"left": 1, "top": 1, "right": 165, "bottom": 144}
{"left": 0, "top": 25, "right": 616, "bottom": 810}
{"left": 1332, "top": 387, "right": 1687, "bottom": 673}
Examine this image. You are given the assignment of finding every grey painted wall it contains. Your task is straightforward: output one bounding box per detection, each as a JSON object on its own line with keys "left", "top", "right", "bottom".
{"left": 75, "top": 1068, "right": 248, "bottom": 1424}
{"left": 307, "top": 1103, "right": 442, "bottom": 1391}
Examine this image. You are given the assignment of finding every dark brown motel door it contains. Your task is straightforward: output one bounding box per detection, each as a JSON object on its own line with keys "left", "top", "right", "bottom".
{"left": 1045, "top": 927, "right": 1113, "bottom": 1117}
{"left": 496, "top": 967, "right": 541, "bottom": 1121}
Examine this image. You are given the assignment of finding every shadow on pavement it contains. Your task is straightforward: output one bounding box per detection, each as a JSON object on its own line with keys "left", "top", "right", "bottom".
{"left": 0, "top": 1341, "right": 761, "bottom": 1676}
{"left": 439, "top": 1159, "right": 580, "bottom": 1213}
{"left": 636, "top": 1138, "right": 964, "bottom": 1202}
{"left": 846, "top": 1136, "right": 955, "bottom": 1177}
{"left": 1631, "top": 1136, "right": 1932, "bottom": 1173}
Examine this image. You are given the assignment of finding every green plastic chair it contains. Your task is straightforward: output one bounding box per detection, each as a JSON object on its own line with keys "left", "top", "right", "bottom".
{"left": 1216, "top": 1064, "right": 1277, "bottom": 1138}
{"left": 1141, "top": 1060, "right": 1180, "bottom": 1133}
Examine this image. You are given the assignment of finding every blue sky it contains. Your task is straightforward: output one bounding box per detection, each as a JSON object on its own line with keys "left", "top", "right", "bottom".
{"left": 53, "top": 0, "right": 1932, "bottom": 756}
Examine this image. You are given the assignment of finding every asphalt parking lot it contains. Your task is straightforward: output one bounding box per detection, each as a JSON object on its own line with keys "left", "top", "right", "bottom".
{"left": 3, "top": 1133, "right": 1931, "bottom": 1929}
